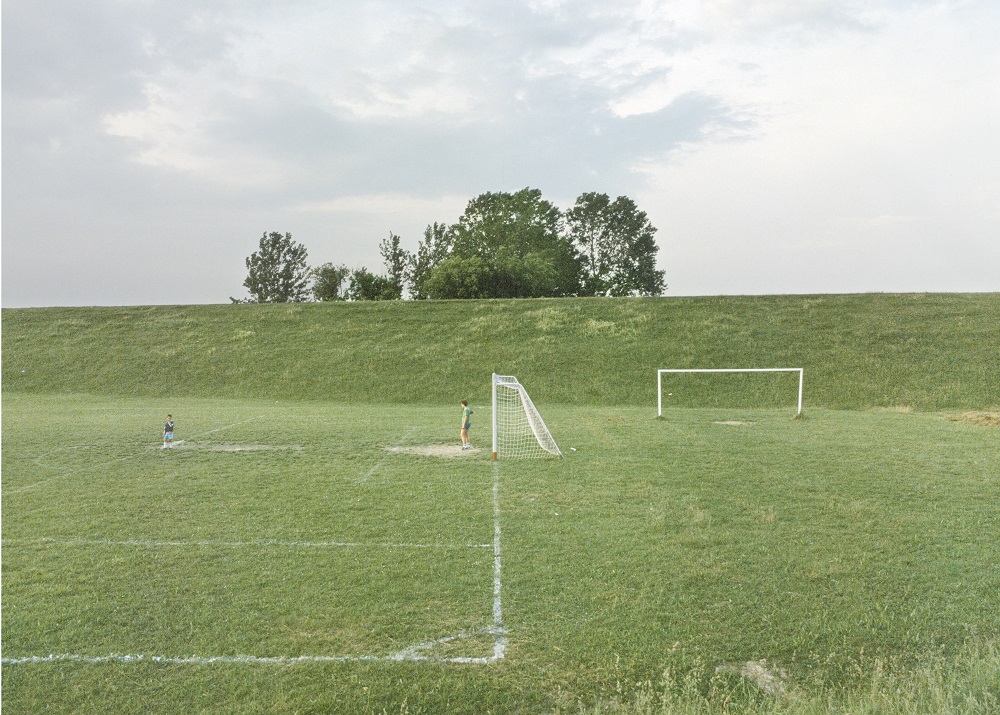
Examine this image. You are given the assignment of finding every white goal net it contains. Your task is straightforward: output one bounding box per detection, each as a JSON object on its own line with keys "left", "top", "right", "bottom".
{"left": 492, "top": 374, "right": 562, "bottom": 460}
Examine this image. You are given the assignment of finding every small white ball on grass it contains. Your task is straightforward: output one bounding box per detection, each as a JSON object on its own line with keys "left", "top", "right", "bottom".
{"left": 569, "top": 447, "right": 576, "bottom": 451}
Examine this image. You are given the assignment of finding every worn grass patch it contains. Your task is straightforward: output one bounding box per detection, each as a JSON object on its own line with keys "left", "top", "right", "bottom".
{"left": 388, "top": 444, "right": 485, "bottom": 457}
{"left": 950, "top": 411, "right": 1000, "bottom": 427}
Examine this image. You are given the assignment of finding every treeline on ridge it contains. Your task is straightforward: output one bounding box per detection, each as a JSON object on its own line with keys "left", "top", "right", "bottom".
{"left": 234, "top": 188, "right": 665, "bottom": 303}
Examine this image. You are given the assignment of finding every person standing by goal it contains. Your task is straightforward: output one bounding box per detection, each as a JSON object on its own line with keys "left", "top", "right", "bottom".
{"left": 460, "top": 401, "right": 473, "bottom": 450}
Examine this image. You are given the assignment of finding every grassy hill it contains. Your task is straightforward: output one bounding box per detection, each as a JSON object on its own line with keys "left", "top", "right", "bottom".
{"left": 3, "top": 293, "right": 999, "bottom": 410}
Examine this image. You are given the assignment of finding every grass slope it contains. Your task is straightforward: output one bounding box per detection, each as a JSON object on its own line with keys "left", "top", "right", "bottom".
{"left": 4, "top": 293, "right": 999, "bottom": 410}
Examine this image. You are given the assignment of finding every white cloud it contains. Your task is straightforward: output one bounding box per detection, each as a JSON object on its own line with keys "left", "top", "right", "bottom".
{"left": 3, "top": 0, "right": 998, "bottom": 306}
{"left": 643, "top": 1, "right": 1000, "bottom": 294}
{"left": 102, "top": 73, "right": 301, "bottom": 190}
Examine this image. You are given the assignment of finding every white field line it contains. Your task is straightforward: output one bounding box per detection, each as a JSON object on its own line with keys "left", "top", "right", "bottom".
{"left": 6, "top": 538, "right": 491, "bottom": 550}
{"left": 357, "top": 427, "right": 419, "bottom": 483}
{"left": 4, "top": 435, "right": 508, "bottom": 667}
{"left": 17, "top": 448, "right": 145, "bottom": 495}
{"left": 11, "top": 416, "right": 265, "bottom": 495}
{"left": 491, "top": 462, "right": 507, "bottom": 660}
{"left": 2, "top": 642, "right": 502, "bottom": 666}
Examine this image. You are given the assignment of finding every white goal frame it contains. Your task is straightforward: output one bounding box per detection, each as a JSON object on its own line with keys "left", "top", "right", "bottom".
{"left": 657, "top": 368, "right": 804, "bottom": 417}
{"left": 491, "top": 374, "right": 562, "bottom": 460}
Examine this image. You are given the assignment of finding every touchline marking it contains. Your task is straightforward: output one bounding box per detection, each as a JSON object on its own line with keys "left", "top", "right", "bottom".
{"left": 7, "top": 538, "right": 492, "bottom": 550}
{"left": 491, "top": 463, "right": 507, "bottom": 660}
{"left": 2, "top": 639, "right": 506, "bottom": 666}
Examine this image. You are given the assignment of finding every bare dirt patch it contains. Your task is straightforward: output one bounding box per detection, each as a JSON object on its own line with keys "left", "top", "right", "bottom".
{"left": 388, "top": 444, "right": 483, "bottom": 458}
{"left": 167, "top": 442, "right": 301, "bottom": 453}
{"left": 949, "top": 411, "right": 1000, "bottom": 427}
{"left": 606, "top": 415, "right": 637, "bottom": 424}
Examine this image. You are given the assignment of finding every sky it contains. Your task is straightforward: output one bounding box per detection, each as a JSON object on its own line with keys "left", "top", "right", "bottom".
{"left": 3, "top": 0, "right": 999, "bottom": 307}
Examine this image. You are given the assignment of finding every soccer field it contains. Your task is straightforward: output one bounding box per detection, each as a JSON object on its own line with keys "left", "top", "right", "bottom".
{"left": 2, "top": 393, "right": 998, "bottom": 712}
{"left": 3, "top": 395, "right": 506, "bottom": 665}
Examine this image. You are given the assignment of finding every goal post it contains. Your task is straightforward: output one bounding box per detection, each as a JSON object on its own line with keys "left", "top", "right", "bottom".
{"left": 657, "top": 368, "right": 804, "bottom": 417}
{"left": 492, "top": 374, "right": 562, "bottom": 460}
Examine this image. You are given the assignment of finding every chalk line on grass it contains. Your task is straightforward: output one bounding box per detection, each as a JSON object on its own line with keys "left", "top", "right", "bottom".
{"left": 490, "top": 462, "right": 507, "bottom": 660}
{"left": 357, "top": 427, "right": 419, "bottom": 483}
{"left": 160, "top": 442, "right": 302, "bottom": 453}
{"left": 11, "top": 415, "right": 266, "bottom": 495}
{"left": 21, "top": 445, "right": 149, "bottom": 495}
{"left": 2, "top": 642, "right": 504, "bottom": 666}
{"left": 4, "top": 428, "right": 510, "bottom": 667}
{"left": 388, "top": 625, "right": 507, "bottom": 663}
{"left": 7, "top": 537, "right": 492, "bottom": 550}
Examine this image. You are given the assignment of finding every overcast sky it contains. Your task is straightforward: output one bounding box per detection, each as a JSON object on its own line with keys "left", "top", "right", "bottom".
{"left": 3, "top": 0, "right": 998, "bottom": 307}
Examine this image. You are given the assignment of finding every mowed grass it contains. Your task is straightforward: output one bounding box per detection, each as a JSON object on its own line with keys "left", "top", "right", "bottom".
{"left": 3, "top": 393, "right": 998, "bottom": 713}
{"left": 5, "top": 293, "right": 999, "bottom": 410}
{"left": 3, "top": 395, "right": 497, "bottom": 664}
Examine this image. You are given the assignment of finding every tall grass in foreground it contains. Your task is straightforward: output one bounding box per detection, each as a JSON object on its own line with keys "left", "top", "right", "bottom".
{"left": 563, "top": 639, "right": 998, "bottom": 714}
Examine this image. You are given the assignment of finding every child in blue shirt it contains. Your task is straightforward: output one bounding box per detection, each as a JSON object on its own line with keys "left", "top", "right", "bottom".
{"left": 162, "top": 415, "right": 175, "bottom": 449}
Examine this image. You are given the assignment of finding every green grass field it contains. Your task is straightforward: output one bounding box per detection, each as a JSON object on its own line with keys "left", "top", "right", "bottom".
{"left": 3, "top": 394, "right": 998, "bottom": 713}
{"left": 3, "top": 294, "right": 999, "bottom": 713}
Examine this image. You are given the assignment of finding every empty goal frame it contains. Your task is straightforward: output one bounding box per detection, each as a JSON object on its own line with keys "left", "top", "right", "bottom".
{"left": 657, "top": 368, "right": 804, "bottom": 417}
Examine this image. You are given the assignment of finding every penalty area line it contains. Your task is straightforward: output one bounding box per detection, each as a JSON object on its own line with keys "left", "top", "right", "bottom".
{"left": 11, "top": 415, "right": 267, "bottom": 495}
{"left": 357, "top": 426, "right": 419, "bottom": 483}
{"left": 2, "top": 650, "right": 503, "bottom": 667}
{"left": 6, "top": 428, "right": 510, "bottom": 668}
{"left": 3, "top": 629, "right": 508, "bottom": 668}
{"left": 6, "top": 537, "right": 492, "bottom": 550}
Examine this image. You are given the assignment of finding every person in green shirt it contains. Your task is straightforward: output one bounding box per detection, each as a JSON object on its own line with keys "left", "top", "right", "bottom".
{"left": 460, "top": 400, "right": 473, "bottom": 450}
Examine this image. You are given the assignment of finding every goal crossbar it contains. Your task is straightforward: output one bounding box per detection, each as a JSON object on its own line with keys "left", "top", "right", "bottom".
{"left": 657, "top": 368, "right": 804, "bottom": 417}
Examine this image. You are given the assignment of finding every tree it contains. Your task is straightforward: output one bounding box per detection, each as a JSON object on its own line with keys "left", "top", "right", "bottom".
{"left": 311, "top": 263, "right": 351, "bottom": 301}
{"left": 345, "top": 267, "right": 397, "bottom": 301}
{"left": 408, "top": 222, "right": 455, "bottom": 300}
{"left": 423, "top": 255, "right": 492, "bottom": 299}
{"left": 235, "top": 231, "right": 311, "bottom": 303}
{"left": 441, "top": 188, "right": 580, "bottom": 298}
{"left": 565, "top": 193, "right": 665, "bottom": 296}
{"left": 379, "top": 232, "right": 408, "bottom": 300}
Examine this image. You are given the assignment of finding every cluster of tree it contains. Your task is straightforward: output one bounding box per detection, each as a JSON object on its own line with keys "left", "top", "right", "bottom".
{"left": 233, "top": 188, "right": 665, "bottom": 303}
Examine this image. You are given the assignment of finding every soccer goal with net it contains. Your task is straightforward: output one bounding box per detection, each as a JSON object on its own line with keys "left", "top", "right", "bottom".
{"left": 657, "top": 368, "right": 804, "bottom": 417}
{"left": 492, "top": 374, "right": 562, "bottom": 460}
